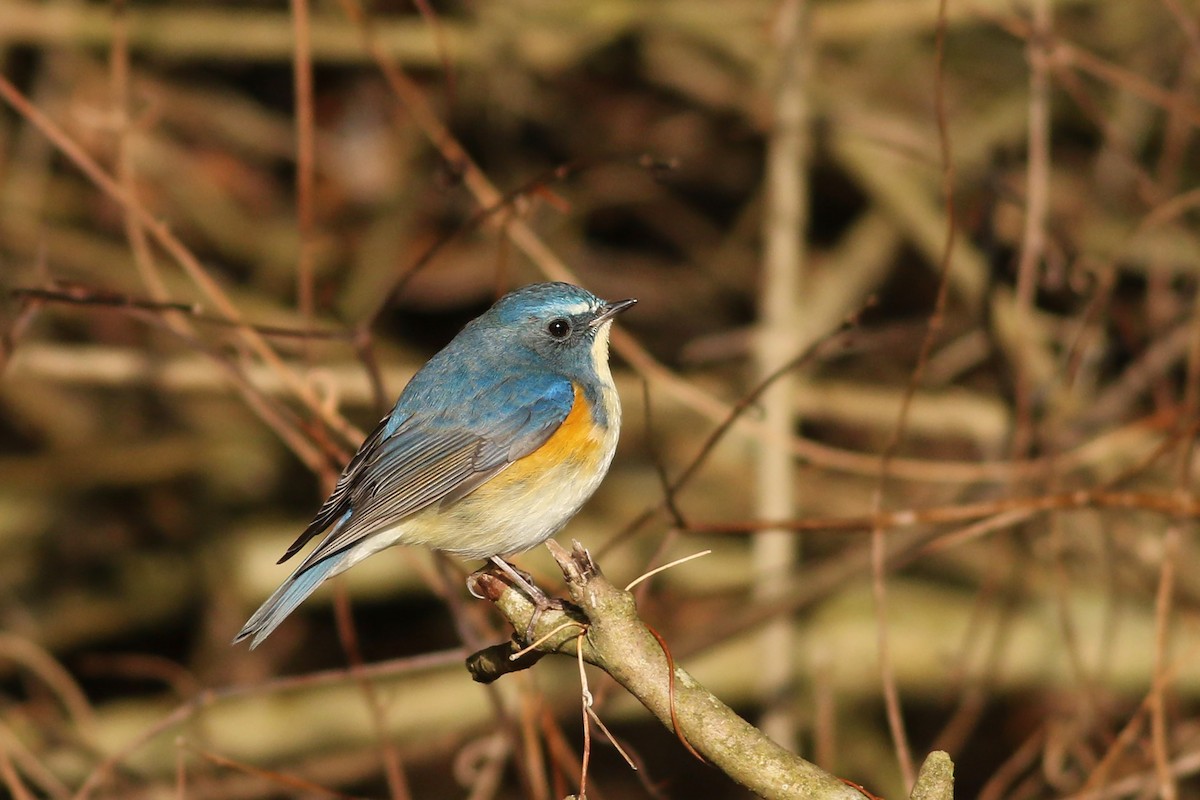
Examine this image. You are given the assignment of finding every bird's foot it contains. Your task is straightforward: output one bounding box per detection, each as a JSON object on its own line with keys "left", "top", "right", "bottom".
{"left": 479, "top": 556, "right": 571, "bottom": 642}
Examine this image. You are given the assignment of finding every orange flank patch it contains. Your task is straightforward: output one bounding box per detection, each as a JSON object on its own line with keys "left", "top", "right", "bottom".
{"left": 412, "top": 381, "right": 617, "bottom": 558}
{"left": 509, "top": 384, "right": 603, "bottom": 478}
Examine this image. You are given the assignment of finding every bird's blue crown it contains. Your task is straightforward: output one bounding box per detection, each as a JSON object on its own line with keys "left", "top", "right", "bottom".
{"left": 485, "top": 282, "right": 602, "bottom": 327}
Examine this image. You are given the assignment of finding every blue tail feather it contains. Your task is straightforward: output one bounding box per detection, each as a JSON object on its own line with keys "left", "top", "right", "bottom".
{"left": 232, "top": 553, "right": 346, "bottom": 649}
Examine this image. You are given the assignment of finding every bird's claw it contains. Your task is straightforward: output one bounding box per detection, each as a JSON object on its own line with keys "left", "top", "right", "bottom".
{"left": 477, "top": 556, "right": 572, "bottom": 642}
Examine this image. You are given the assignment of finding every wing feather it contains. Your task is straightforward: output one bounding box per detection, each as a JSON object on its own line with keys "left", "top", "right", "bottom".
{"left": 276, "top": 412, "right": 402, "bottom": 563}
{"left": 285, "top": 375, "right": 574, "bottom": 574}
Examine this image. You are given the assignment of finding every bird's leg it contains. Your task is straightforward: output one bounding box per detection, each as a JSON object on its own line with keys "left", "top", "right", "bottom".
{"left": 486, "top": 555, "right": 566, "bottom": 641}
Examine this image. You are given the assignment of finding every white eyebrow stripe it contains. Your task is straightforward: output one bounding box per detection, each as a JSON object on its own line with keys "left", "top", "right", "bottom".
{"left": 556, "top": 300, "right": 594, "bottom": 315}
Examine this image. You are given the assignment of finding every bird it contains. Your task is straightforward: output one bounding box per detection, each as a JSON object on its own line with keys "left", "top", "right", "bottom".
{"left": 234, "top": 282, "right": 636, "bottom": 648}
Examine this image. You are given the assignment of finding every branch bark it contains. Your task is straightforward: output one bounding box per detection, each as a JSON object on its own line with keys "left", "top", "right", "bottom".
{"left": 465, "top": 541, "right": 951, "bottom": 799}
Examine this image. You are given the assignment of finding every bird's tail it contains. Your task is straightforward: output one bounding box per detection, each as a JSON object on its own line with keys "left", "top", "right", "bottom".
{"left": 232, "top": 553, "right": 347, "bottom": 649}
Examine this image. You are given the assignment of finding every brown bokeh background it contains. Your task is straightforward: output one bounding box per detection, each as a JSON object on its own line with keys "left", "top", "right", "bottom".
{"left": 2, "top": 1, "right": 1200, "bottom": 798}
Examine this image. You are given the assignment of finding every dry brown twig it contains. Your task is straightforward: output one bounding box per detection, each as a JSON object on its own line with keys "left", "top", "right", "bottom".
{"left": 0, "top": 72, "right": 355, "bottom": 475}
{"left": 863, "top": 0, "right": 959, "bottom": 785}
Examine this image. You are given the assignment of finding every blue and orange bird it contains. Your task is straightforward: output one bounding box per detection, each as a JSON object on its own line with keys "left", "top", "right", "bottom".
{"left": 234, "top": 282, "right": 635, "bottom": 648}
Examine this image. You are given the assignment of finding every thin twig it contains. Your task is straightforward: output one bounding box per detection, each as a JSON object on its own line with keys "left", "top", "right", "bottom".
{"left": 865, "top": 0, "right": 962, "bottom": 782}
{"left": 1149, "top": 288, "right": 1200, "bottom": 800}
{"left": 291, "top": 0, "right": 318, "bottom": 357}
{"left": 624, "top": 550, "right": 712, "bottom": 592}
{"left": 0, "top": 71, "right": 362, "bottom": 456}
{"left": 645, "top": 622, "right": 706, "bottom": 765}
{"left": 510, "top": 621, "right": 586, "bottom": 661}
{"left": 984, "top": 8, "right": 1200, "bottom": 128}
{"left": 682, "top": 489, "right": 1200, "bottom": 535}
{"left": 575, "top": 633, "right": 591, "bottom": 798}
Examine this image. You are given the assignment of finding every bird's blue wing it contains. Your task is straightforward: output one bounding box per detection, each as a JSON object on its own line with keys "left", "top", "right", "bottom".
{"left": 275, "top": 411, "right": 400, "bottom": 564}
{"left": 282, "top": 374, "right": 575, "bottom": 575}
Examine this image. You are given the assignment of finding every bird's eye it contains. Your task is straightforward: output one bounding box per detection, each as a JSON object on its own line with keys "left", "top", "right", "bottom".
{"left": 546, "top": 318, "right": 571, "bottom": 339}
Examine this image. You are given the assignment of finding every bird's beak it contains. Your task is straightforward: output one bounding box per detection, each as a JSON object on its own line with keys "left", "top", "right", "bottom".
{"left": 589, "top": 297, "right": 637, "bottom": 327}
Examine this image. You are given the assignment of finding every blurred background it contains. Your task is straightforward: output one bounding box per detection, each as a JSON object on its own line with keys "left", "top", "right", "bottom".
{"left": 3, "top": 0, "right": 1200, "bottom": 798}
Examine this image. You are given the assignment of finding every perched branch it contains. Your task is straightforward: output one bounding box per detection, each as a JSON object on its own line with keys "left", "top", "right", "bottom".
{"left": 466, "top": 541, "right": 870, "bottom": 800}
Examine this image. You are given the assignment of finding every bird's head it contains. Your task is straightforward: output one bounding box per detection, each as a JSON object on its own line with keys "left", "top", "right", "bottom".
{"left": 479, "top": 282, "right": 636, "bottom": 380}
